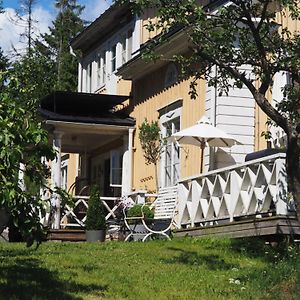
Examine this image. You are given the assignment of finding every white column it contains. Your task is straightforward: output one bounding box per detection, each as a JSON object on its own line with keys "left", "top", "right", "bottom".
{"left": 128, "top": 128, "right": 134, "bottom": 192}
{"left": 51, "top": 130, "right": 63, "bottom": 229}
{"left": 121, "top": 128, "right": 134, "bottom": 196}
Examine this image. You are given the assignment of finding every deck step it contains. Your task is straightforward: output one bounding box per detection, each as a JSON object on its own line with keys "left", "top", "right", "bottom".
{"left": 174, "top": 216, "right": 300, "bottom": 239}
{"left": 47, "top": 229, "right": 86, "bottom": 242}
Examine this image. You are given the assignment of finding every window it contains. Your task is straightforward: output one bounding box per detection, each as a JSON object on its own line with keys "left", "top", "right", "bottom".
{"left": 86, "top": 62, "right": 92, "bottom": 92}
{"left": 61, "top": 155, "right": 69, "bottom": 191}
{"left": 159, "top": 103, "right": 181, "bottom": 188}
{"left": 121, "top": 35, "right": 127, "bottom": 65}
{"left": 127, "top": 29, "right": 133, "bottom": 61}
{"left": 165, "top": 63, "right": 178, "bottom": 87}
{"left": 111, "top": 44, "right": 117, "bottom": 73}
{"left": 163, "top": 117, "right": 180, "bottom": 186}
{"left": 97, "top": 50, "right": 106, "bottom": 86}
{"left": 110, "top": 149, "right": 123, "bottom": 186}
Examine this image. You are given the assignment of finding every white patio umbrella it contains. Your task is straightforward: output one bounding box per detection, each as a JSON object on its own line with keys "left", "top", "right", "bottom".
{"left": 172, "top": 116, "right": 241, "bottom": 172}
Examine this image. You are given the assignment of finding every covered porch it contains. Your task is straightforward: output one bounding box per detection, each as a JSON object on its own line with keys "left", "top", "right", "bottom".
{"left": 40, "top": 91, "right": 135, "bottom": 229}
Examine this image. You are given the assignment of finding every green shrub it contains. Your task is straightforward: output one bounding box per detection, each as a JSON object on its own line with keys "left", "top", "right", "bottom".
{"left": 85, "top": 186, "right": 106, "bottom": 230}
{"left": 127, "top": 204, "right": 154, "bottom": 221}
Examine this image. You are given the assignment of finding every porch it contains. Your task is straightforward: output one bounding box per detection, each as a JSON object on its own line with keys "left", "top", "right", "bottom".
{"left": 48, "top": 152, "right": 300, "bottom": 241}
{"left": 174, "top": 152, "right": 300, "bottom": 238}
{"left": 40, "top": 91, "right": 135, "bottom": 229}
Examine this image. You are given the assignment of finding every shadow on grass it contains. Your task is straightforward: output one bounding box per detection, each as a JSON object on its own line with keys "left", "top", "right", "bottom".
{"left": 164, "top": 247, "right": 237, "bottom": 270}
{"left": 0, "top": 251, "right": 108, "bottom": 300}
{"left": 229, "top": 237, "right": 298, "bottom": 262}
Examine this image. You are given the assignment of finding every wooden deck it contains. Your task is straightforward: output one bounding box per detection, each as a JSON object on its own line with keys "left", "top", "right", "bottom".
{"left": 174, "top": 216, "right": 300, "bottom": 239}
{"left": 47, "top": 229, "right": 86, "bottom": 242}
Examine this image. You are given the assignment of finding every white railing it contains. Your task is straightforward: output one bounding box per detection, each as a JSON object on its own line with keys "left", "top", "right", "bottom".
{"left": 60, "top": 196, "right": 123, "bottom": 228}
{"left": 175, "top": 153, "right": 294, "bottom": 229}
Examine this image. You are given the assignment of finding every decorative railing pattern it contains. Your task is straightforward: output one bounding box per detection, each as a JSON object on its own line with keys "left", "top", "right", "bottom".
{"left": 176, "top": 153, "right": 293, "bottom": 228}
{"left": 60, "top": 196, "right": 123, "bottom": 228}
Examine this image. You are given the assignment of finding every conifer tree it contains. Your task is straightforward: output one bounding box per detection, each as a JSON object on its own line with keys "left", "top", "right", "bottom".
{"left": 41, "top": 0, "right": 85, "bottom": 91}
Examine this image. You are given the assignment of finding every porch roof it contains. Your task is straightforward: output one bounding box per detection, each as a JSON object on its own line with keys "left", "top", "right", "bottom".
{"left": 40, "top": 91, "right": 135, "bottom": 153}
{"left": 40, "top": 91, "right": 135, "bottom": 127}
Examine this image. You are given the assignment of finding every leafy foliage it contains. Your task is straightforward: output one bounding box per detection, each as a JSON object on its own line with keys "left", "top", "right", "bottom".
{"left": 0, "top": 67, "right": 55, "bottom": 245}
{"left": 85, "top": 186, "right": 106, "bottom": 230}
{"left": 139, "top": 119, "right": 162, "bottom": 165}
{"left": 127, "top": 204, "right": 154, "bottom": 220}
{"left": 139, "top": 119, "right": 163, "bottom": 190}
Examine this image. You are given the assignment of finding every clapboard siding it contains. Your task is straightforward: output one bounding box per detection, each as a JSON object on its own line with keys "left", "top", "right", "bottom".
{"left": 205, "top": 68, "right": 255, "bottom": 169}
{"left": 216, "top": 106, "right": 255, "bottom": 117}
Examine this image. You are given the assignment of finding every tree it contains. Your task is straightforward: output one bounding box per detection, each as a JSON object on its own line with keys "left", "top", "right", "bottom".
{"left": 122, "top": 0, "right": 300, "bottom": 219}
{"left": 0, "top": 47, "right": 9, "bottom": 91}
{"left": 0, "top": 69, "right": 55, "bottom": 245}
{"left": 0, "top": 30, "right": 56, "bottom": 245}
{"left": 139, "top": 119, "right": 163, "bottom": 191}
{"left": 18, "top": 0, "right": 38, "bottom": 56}
{"left": 40, "top": 0, "right": 85, "bottom": 91}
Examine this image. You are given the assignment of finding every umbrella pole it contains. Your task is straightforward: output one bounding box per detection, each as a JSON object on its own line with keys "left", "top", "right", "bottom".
{"left": 200, "top": 142, "right": 205, "bottom": 173}
{"left": 200, "top": 148, "right": 203, "bottom": 173}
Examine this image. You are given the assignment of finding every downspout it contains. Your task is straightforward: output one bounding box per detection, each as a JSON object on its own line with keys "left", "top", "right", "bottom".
{"left": 209, "top": 65, "right": 218, "bottom": 169}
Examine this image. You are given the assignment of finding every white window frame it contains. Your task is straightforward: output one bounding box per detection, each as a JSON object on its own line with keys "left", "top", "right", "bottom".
{"left": 97, "top": 50, "right": 106, "bottom": 88}
{"left": 110, "top": 43, "right": 117, "bottom": 74}
{"left": 160, "top": 106, "right": 182, "bottom": 187}
{"left": 61, "top": 156, "right": 68, "bottom": 191}
{"left": 110, "top": 148, "right": 123, "bottom": 187}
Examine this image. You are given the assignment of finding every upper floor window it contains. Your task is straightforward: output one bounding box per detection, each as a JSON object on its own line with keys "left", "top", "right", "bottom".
{"left": 86, "top": 62, "right": 92, "bottom": 92}
{"left": 127, "top": 29, "right": 133, "bottom": 61}
{"left": 97, "top": 50, "right": 106, "bottom": 87}
{"left": 165, "top": 63, "right": 178, "bottom": 88}
{"left": 111, "top": 44, "right": 117, "bottom": 73}
{"left": 121, "top": 35, "right": 127, "bottom": 65}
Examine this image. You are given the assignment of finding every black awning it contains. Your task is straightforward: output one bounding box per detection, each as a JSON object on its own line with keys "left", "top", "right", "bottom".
{"left": 41, "top": 91, "right": 129, "bottom": 116}
{"left": 40, "top": 91, "right": 134, "bottom": 127}
{"left": 39, "top": 108, "right": 135, "bottom": 127}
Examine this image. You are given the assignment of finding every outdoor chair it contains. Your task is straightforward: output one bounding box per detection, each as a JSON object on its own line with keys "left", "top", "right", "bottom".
{"left": 123, "top": 186, "right": 178, "bottom": 242}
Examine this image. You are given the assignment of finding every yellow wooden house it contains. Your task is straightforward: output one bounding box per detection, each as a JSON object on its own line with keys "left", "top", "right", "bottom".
{"left": 42, "top": 1, "right": 299, "bottom": 235}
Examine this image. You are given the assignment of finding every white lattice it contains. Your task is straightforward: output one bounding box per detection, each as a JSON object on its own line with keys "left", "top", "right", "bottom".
{"left": 60, "top": 196, "right": 122, "bottom": 228}
{"left": 176, "top": 153, "right": 292, "bottom": 228}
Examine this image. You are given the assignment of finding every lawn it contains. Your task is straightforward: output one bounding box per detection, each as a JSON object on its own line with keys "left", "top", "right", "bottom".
{"left": 0, "top": 237, "right": 299, "bottom": 300}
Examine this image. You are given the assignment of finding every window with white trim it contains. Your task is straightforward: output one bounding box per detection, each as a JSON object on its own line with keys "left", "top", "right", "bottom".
{"left": 160, "top": 105, "right": 181, "bottom": 187}
{"left": 110, "top": 149, "right": 123, "bottom": 187}
{"left": 97, "top": 50, "right": 106, "bottom": 87}
{"left": 61, "top": 155, "right": 69, "bottom": 191}
{"left": 111, "top": 43, "right": 117, "bottom": 73}
{"left": 121, "top": 35, "right": 127, "bottom": 65}
{"left": 86, "top": 62, "right": 92, "bottom": 92}
{"left": 127, "top": 29, "right": 133, "bottom": 61}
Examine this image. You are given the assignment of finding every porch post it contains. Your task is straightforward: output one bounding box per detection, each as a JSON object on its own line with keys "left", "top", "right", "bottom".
{"left": 51, "top": 130, "right": 63, "bottom": 229}
{"left": 121, "top": 128, "right": 134, "bottom": 196}
{"left": 128, "top": 128, "right": 134, "bottom": 193}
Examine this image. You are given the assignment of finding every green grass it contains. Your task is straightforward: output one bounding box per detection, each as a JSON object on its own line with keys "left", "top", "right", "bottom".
{"left": 0, "top": 237, "right": 299, "bottom": 300}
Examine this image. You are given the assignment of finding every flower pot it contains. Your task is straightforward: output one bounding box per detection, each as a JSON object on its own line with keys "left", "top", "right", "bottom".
{"left": 129, "top": 224, "right": 147, "bottom": 241}
{"left": 86, "top": 229, "right": 106, "bottom": 242}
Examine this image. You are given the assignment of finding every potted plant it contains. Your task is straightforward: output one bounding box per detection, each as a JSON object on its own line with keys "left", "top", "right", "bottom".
{"left": 85, "top": 186, "right": 106, "bottom": 242}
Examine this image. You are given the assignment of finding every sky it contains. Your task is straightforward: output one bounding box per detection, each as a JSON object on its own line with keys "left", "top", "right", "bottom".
{"left": 0, "top": 0, "right": 112, "bottom": 57}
